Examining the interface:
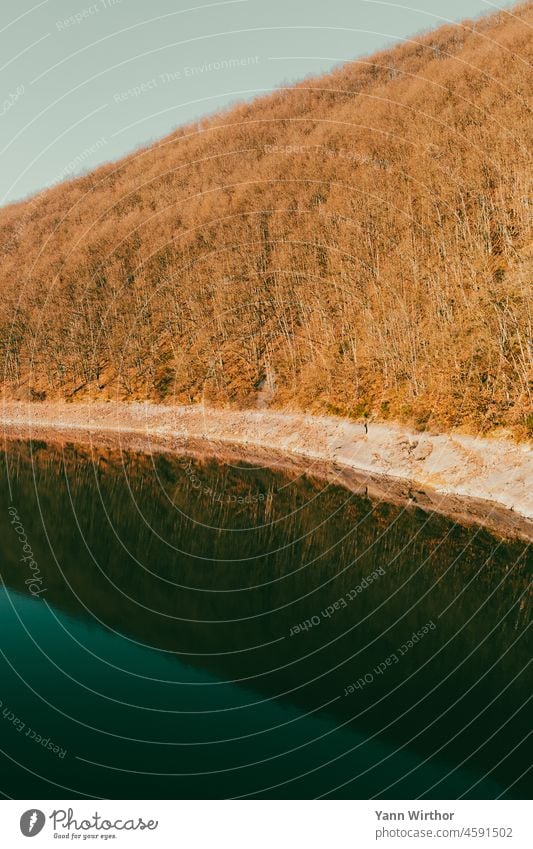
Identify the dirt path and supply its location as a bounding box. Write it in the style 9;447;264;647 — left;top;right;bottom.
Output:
1;400;532;539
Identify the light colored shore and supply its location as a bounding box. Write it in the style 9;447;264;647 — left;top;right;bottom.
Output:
1;401;532;540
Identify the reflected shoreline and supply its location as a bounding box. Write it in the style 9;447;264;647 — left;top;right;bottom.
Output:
2;414;532;542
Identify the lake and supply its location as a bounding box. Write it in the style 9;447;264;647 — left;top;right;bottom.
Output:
0;439;530;799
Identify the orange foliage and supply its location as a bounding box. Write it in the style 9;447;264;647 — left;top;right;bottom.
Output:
0;3;531;435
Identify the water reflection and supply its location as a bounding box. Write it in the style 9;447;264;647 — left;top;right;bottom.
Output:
0;439;530;799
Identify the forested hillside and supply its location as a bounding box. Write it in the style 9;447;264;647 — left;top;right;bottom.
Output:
1;3;531;436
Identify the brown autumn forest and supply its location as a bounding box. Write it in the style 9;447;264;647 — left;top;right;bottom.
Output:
0;3;531;437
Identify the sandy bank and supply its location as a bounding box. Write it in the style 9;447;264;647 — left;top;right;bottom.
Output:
1;401;532;540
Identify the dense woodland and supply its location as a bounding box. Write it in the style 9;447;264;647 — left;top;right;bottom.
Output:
0;3;531;436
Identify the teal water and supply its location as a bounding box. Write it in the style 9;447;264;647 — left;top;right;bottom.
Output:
0;439;530;799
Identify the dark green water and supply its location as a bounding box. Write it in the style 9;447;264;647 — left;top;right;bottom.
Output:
0;439;530;800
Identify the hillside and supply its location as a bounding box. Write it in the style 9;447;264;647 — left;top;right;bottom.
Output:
0;3;532;437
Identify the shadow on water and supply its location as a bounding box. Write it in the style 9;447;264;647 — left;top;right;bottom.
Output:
0;439;530;799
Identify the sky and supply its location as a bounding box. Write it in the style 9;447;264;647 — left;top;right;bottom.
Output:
0;0;517;205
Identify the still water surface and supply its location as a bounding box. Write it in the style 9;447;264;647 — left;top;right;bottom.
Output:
0;439;530;799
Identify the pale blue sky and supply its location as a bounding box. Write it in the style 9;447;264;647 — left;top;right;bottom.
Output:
0;0;515;204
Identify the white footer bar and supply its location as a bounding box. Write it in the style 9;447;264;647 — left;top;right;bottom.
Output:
1;799;530;848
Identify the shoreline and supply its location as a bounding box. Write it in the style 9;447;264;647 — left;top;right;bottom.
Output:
1;400;532;541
